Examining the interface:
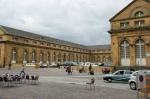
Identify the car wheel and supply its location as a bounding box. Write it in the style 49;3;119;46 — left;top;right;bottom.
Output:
107;78;112;82
130;82;136;90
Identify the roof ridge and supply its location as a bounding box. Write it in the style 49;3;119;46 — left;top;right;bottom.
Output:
0;25;87;48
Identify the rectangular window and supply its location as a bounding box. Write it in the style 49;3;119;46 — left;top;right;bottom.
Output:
40;42;44;45
33;41;37;44
59;45;61;48
47;43;50;46
0;37;2;41
24;39;29;43
120;22;129;29
53;44;56;47
135;20;145;27
12;37;19;41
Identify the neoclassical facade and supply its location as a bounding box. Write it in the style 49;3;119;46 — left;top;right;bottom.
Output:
109;0;150;67
0;25;111;68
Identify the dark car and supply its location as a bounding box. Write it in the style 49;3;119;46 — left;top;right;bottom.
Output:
103;70;133;82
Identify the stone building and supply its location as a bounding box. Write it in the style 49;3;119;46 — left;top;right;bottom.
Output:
0;25;111;68
109;0;150;68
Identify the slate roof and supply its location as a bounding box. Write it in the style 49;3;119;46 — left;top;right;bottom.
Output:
0;25;110;50
87;45;111;50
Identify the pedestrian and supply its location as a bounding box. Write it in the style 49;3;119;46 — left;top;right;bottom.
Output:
66;66;72;75
88;64;92;75
8;62;11;70
20;66;26;77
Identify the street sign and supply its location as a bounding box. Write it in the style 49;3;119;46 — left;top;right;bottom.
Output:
136;71;150;98
137;71;146;89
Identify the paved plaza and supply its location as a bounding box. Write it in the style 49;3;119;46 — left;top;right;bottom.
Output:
0;68;142;99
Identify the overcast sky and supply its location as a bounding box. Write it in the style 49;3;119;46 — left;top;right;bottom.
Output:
0;0;132;45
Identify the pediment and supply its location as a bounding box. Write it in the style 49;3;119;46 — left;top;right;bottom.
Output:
110;0;150;22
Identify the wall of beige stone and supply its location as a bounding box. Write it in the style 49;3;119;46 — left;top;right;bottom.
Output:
111;31;150;66
0;42;111;68
110;0;150;67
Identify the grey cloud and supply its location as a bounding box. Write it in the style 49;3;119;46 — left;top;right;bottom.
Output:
0;0;132;45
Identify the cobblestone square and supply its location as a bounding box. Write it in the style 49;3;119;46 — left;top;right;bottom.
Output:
0;68;138;99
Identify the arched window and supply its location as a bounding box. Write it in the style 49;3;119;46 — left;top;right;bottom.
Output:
47;52;50;63
108;56;111;63
53;52;56;62
68;54;71;61
76;54;79;62
102;56;106;63
135;11;144;17
120;40;130;59
11;48;17;63
58;53;61;62
39;52;44;63
72;54;75;62
23;50;28;63
136;39;145;59
135;39;146;65
63;53;66;62
79;55;81;62
97;56;100;62
32;50;36;63
86;56;88;62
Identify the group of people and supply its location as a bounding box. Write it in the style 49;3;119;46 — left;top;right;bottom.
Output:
66;64;95;75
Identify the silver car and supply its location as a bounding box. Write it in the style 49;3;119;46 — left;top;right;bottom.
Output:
103;70;133;82
128;70;150;90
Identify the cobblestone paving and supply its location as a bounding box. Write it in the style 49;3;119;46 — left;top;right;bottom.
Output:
0;68;144;99
0;82;137;99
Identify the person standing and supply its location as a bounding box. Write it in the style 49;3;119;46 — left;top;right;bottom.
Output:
88;64;92;74
8;62;11;70
20;66;26;77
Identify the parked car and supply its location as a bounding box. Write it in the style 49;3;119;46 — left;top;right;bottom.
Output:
63;61;77;66
128;70;150;90
49;63;58;68
40;63;48;68
103;70;133;82
25;63;36;67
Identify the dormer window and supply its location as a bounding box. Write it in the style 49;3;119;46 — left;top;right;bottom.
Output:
33;41;37;44
24;39;29;43
12;37;18;41
40;42;44;45
135;11;144;17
